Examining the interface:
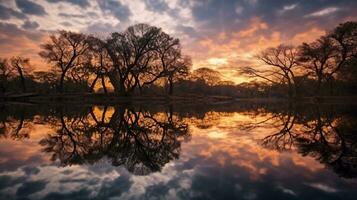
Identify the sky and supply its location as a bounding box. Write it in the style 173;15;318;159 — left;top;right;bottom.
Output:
0;0;356;83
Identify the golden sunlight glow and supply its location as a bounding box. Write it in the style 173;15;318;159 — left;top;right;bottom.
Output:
207;57;228;66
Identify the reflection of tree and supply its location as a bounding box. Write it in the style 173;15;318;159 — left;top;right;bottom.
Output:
39;106;190;175
261;109;297;151
255;105;357;178
0;107;30;140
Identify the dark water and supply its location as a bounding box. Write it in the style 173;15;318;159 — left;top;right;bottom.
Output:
0;102;356;200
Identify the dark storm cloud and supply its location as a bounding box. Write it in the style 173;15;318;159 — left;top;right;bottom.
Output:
145;0;169;13
47;0;90;7
15;0;47;16
0;4;26;20
22;20;39;29
97;0;131;21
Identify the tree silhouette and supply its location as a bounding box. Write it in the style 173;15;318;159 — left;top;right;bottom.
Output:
10;56;32;93
39;31;90;93
0;58;13;94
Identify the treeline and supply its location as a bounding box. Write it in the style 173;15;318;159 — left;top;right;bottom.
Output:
0;22;356;98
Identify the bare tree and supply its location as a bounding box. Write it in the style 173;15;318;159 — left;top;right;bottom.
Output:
10;56;32;93
0;58;14;94
255;45;299;98
39;31;90;93
87;36;110;93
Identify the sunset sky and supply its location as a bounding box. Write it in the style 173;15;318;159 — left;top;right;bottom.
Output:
1;0;356;83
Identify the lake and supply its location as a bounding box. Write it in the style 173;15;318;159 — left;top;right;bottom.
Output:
0;102;356;199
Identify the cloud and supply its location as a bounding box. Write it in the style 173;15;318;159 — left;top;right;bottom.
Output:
22;20;40;29
305;7;340;18
0;22;45;70
1;0;357;81
307;183;338;193
278;3;298;15
43;189;92;200
16;180;48;197
291;28;325;45
0;175;26;190
0;4;26;19
58;13;85;18
97;0;131;22
15;0;47;16
283;4;298;11
47;0;90;8
145;0;169;13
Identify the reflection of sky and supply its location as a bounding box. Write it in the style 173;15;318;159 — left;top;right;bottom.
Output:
1;112;357;199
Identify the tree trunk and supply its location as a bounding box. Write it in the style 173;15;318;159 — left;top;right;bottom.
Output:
89;75;99;93
168;78;173;96
119;79;128;96
287;78;293;99
101;76;107;94
18;68;26;93
316;76;322;97
59;72;66;93
108;72;121;94
328;77;334;96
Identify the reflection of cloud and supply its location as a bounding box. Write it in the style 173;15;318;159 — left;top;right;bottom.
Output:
16;180;48;197
307;183;338;193
47;0;90;8
0;110;357;199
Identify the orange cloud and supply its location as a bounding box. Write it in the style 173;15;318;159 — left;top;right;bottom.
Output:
291;27;325;45
237;17;268;38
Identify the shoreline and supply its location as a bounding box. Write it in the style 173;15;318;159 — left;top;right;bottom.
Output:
1;93;357;105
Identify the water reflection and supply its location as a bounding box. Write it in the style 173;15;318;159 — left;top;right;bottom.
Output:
0;103;357;199
256;105;357;178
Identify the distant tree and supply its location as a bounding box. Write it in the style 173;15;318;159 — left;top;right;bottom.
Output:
192;67;222;86
39;31;90;93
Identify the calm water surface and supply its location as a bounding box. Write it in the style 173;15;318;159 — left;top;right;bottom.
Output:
0;103;356;199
